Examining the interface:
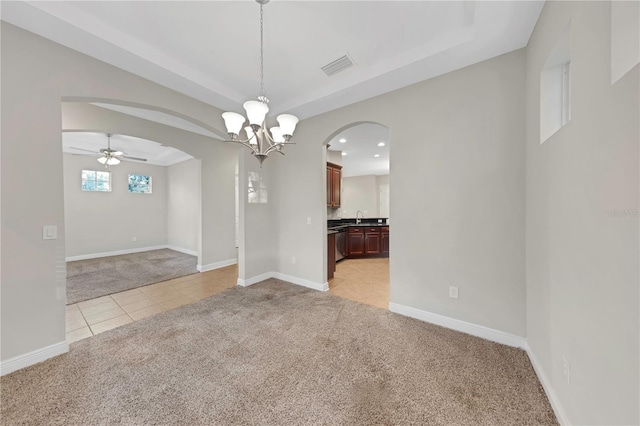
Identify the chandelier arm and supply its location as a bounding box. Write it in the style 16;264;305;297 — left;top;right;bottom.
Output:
260;127;277;147
224;139;260;156
263;143;286;156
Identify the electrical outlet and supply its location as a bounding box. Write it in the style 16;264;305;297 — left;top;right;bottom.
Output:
291;257;296;264
132;236;137;242
42;225;57;240
562;355;571;384
449;286;459;299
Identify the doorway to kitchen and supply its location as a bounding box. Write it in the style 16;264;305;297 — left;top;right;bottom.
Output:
325;122;390;310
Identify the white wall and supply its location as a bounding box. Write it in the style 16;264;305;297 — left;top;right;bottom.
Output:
525;2;639;424
274;49;527;336
341;175;378;219
63;154;168;258
0;22;235;363
237;150;276;283
326;150;343;166
167;159;200;255
341;174;389;219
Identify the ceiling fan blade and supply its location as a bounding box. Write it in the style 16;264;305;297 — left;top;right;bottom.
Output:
113;151;124;156
70;146;100;154
121;155;147;162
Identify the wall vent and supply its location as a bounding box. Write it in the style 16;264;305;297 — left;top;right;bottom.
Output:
321;54;355;77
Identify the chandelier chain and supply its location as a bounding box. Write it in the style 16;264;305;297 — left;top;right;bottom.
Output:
259;3;265;100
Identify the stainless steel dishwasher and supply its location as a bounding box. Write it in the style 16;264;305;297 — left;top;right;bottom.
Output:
335;227;346;261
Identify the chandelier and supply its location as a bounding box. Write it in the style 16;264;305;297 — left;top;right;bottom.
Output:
221;0;299;166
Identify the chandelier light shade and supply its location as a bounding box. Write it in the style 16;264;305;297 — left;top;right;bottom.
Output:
221;0;299;166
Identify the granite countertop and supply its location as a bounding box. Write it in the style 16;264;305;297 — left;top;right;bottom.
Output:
328;222;389;234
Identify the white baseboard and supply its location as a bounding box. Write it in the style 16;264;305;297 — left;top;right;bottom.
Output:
237;271;327;292
0;341;69;376
167;245;198;257
237;271;274;287
197;258;237;272
272;272;328;292
65;245;169;262
388;302;526;348
524;343;570;425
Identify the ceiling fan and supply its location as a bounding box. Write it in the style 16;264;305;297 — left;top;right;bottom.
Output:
70;133;147;167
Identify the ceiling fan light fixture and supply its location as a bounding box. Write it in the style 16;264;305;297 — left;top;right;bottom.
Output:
97;156;108;165
106;157;121;166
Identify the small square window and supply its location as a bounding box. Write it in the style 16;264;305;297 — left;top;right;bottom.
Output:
128;174;152;193
82;170;111;192
540;22;571;144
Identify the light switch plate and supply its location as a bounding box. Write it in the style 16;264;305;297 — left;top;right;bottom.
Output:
42;225;57;240
449;286;459;299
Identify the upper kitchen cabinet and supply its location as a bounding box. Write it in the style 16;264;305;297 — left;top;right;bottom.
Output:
327;162;342;208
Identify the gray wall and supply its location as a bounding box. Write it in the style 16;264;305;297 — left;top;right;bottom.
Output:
525;2;639;424
167;159;200;255
63;153;168;258
341;175;389;219
0;23;235;361
237;150;276;282
273;49;527;336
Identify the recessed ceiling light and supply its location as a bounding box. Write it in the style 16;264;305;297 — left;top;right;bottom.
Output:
378;142;385;147
374;154;380;158
342;152;347;156
339;138;347;143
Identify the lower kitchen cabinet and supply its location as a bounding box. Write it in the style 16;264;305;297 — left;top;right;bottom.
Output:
346;226;388;258
364;227;381;254
328;233;336;279
381;226;389;255
347;227;365;256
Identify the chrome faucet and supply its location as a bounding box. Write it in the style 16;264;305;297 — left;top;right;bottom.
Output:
356;210;365;224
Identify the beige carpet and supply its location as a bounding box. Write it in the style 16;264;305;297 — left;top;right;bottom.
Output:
1;279;557;425
66;249;198;304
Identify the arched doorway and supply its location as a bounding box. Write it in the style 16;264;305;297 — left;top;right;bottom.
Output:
323;122;391;309
60;101;239;342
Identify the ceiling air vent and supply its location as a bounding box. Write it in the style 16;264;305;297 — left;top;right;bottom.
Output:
321;53;355;77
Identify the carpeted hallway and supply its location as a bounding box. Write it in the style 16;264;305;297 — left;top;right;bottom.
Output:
1;280;557;425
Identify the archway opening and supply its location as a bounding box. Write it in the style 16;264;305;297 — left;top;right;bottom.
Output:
60;100;239;343
323;122;391;310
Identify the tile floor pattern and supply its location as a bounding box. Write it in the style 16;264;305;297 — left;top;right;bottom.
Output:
329;258;389;309
66;264;238;343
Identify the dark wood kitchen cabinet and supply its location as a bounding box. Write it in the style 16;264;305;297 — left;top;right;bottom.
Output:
346;226;389;258
381;226;389;256
346;226;364;256
326;162;342;208
364;227;381;255
328;233;336;279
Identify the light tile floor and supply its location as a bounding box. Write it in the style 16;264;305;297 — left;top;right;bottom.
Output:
66;264;238;343
329;258;390;309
